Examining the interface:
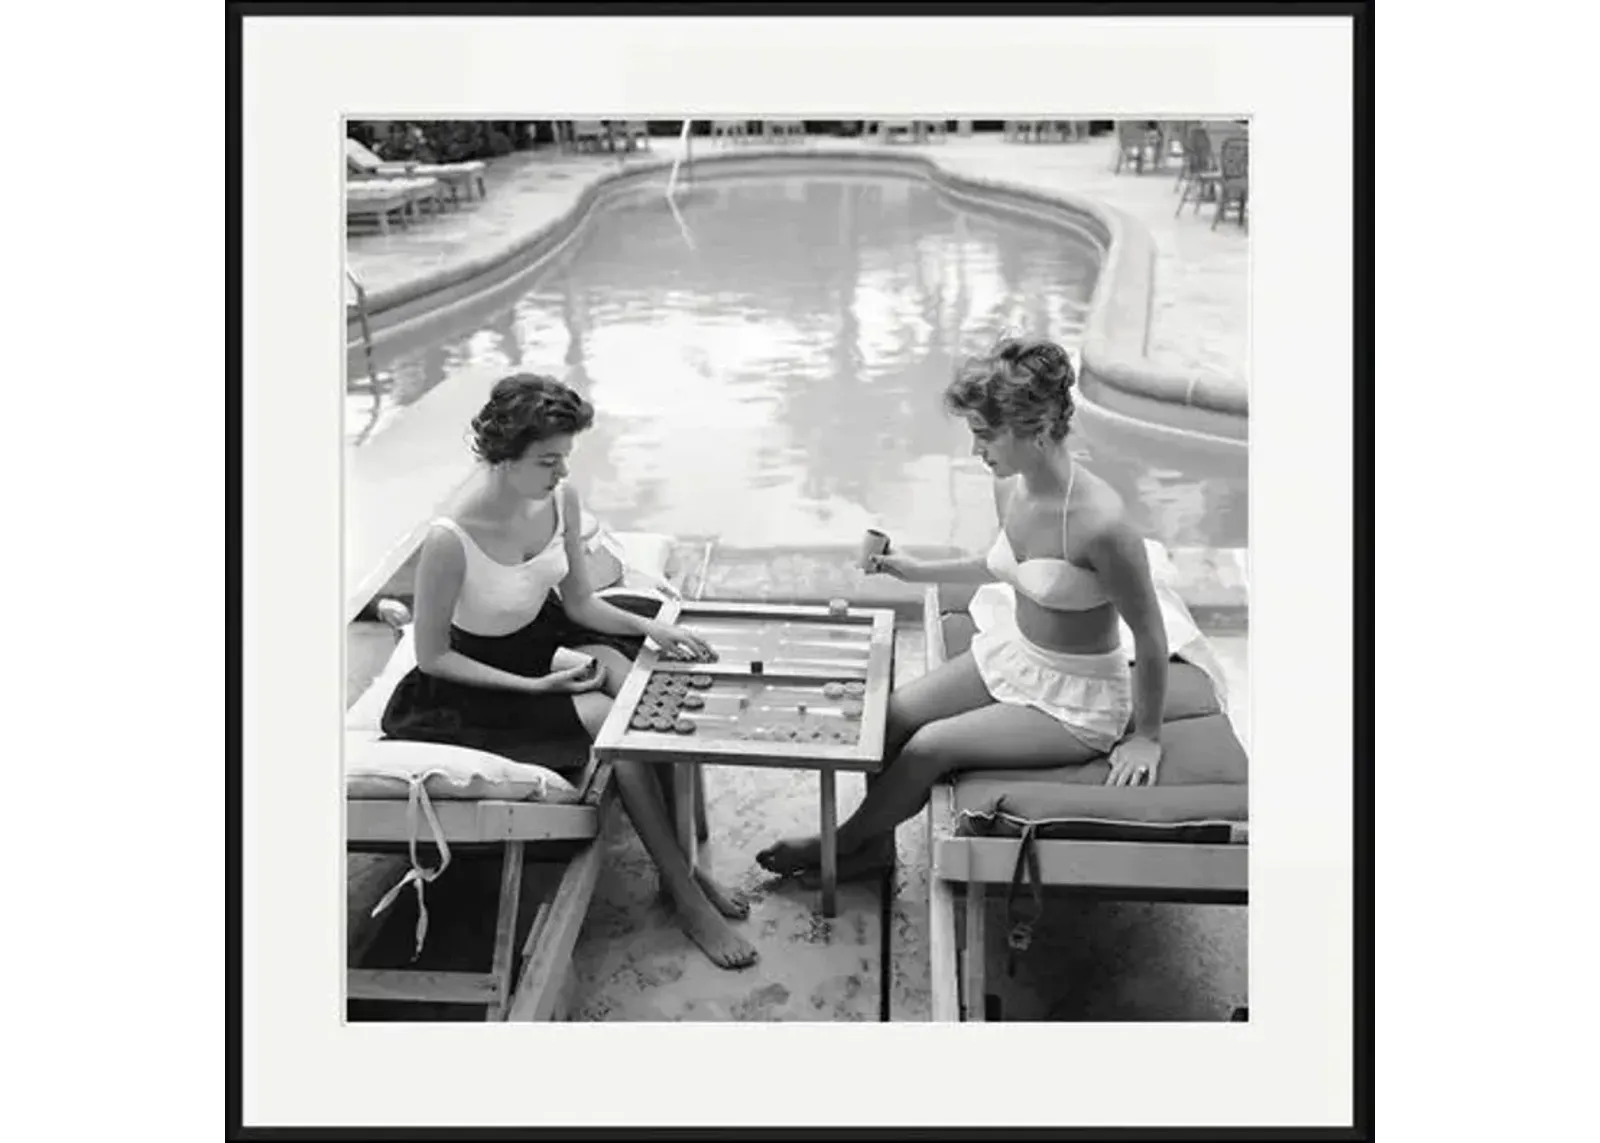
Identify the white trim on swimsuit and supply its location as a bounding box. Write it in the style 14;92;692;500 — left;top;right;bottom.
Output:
969;610;1133;753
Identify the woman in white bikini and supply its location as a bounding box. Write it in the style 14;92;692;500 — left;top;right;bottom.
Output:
758;338;1168;883
382;373;758;969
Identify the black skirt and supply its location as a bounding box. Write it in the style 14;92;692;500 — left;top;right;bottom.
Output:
379;595;655;771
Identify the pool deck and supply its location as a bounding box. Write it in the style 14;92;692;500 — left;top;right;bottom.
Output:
346;132;1248;386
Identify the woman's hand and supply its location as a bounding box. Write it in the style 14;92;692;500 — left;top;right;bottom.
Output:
529;661;608;695
646;621;718;663
863;553;922;582
1105;735;1162;787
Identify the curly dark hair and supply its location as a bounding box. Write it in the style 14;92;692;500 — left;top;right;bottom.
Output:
943;337;1077;442
468;373;595;464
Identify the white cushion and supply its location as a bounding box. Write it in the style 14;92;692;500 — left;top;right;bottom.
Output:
344;734;581;803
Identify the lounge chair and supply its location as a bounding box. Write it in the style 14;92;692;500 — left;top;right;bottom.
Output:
342;362;689;1020
922;565;1248;1022
346;137;489;202
345;177;444;235
345;526;686;1021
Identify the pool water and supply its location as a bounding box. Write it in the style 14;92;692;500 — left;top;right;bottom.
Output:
363;174;1246;549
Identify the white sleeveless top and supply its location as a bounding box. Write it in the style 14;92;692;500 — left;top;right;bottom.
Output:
430;487;569;636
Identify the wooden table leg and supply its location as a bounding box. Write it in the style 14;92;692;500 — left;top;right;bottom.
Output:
818;768;838;917
673;762;699;870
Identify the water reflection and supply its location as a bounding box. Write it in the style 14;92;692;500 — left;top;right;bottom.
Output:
365;175;1246;548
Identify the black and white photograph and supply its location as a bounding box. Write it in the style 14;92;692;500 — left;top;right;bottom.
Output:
342;115;1253;1026
234;8;1364;1133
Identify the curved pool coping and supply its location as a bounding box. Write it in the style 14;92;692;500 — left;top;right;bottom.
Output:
348;149;1247;444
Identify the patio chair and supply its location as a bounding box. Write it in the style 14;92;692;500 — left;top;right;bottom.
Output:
569;120;612;152
345;138;488;203
922;565;1248;1022
1174;125;1220;215
709;120;751;144
1211;136;1249;230
761;120;807;144
1027;121;1082;143
615;121;651;152
1112;120;1160;174
1148;120;1191;170
875;119;918;144
345;177;444;235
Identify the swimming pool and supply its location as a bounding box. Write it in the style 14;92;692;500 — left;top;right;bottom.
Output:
356;171;1247;550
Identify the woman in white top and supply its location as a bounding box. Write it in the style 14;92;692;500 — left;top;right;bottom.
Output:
382;373;757;969
759;339;1169;885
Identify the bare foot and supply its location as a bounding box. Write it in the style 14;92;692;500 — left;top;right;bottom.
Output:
695;867;750;919
755;835;821;876
661;868;750;919
797;840;896;890
675;904;759;969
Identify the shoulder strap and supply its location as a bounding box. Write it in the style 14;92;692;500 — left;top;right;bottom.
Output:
1059;463;1077;552
430;517;471;547
992;475;1017;527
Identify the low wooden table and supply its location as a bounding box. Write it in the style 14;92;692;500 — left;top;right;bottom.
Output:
594;599;896;916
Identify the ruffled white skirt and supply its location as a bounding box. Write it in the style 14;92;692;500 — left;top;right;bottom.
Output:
969;619;1133;753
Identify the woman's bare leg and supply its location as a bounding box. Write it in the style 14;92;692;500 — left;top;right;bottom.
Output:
571;645;755;968
756;651;993;876
831;702;1103;854
649;763;747;919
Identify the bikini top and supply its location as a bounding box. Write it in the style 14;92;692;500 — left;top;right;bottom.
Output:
983;469;1112;612
431;485;570;637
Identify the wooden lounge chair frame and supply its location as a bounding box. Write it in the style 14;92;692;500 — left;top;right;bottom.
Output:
920;584;1249;1022
346;743;615;1020
345;138;488;202
345;178;444;235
